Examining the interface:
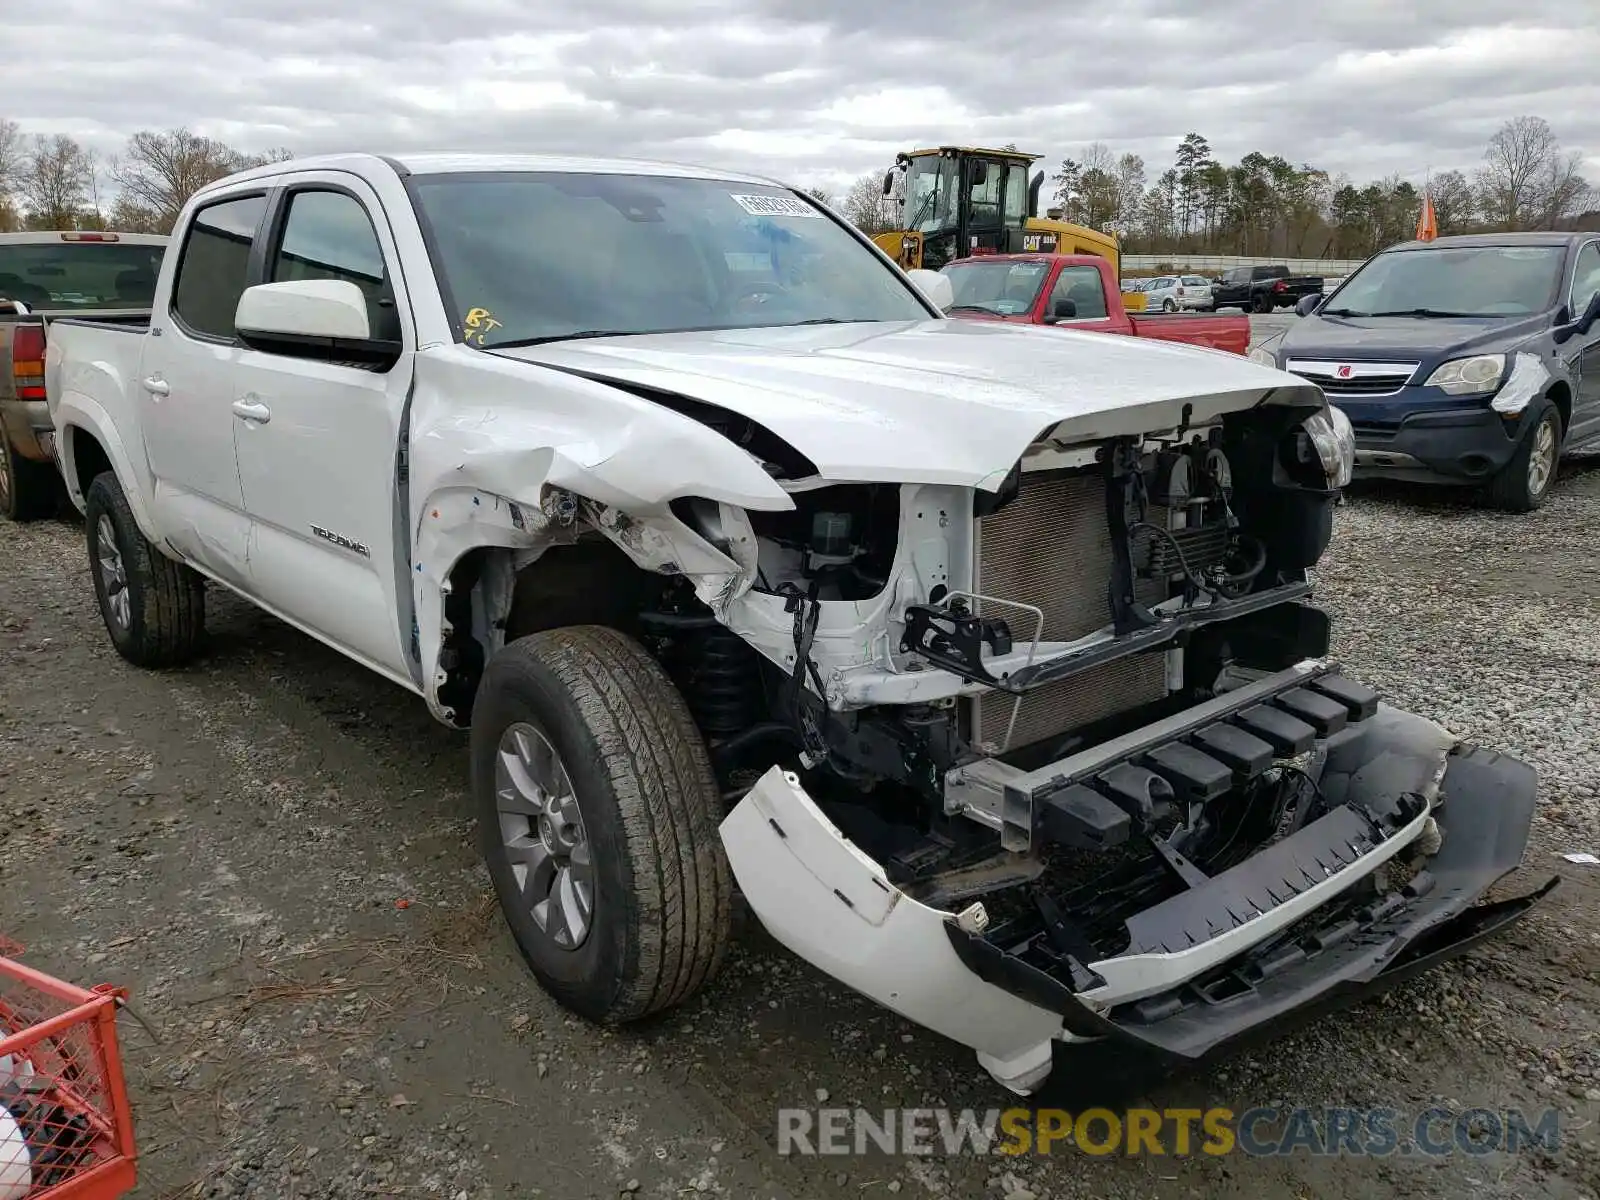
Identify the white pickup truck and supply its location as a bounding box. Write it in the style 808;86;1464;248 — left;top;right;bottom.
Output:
44;152;1553;1094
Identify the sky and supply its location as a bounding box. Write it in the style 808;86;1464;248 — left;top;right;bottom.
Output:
10;0;1600;197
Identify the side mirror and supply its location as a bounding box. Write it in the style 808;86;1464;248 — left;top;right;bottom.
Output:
882;168;896;198
1047;298;1077;322
235;279;400;367
1295;293;1322;317
1553;291;1600;345
966;160;989;187
905;268;954;312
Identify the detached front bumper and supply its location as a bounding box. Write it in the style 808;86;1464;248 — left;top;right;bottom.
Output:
719;664;1556;1094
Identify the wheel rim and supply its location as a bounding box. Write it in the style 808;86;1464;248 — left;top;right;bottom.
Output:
0;444;11;510
494;722;594;950
96;514;132;631
1527;417;1557;497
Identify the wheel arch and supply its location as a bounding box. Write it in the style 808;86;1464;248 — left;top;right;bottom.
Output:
54;393;162;542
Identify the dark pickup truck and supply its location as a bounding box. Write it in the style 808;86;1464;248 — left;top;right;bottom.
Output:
0;230;167;520
1253;232;1600;511
1212;264;1324;314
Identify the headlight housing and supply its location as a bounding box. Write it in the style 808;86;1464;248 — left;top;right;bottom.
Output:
1423;353;1505;396
1249;345;1279;368
1301;403;1355;489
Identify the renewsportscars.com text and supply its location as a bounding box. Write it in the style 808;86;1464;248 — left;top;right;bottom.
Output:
777;1106;1563;1158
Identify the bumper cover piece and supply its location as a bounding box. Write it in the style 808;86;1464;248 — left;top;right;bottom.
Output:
947;742;1555;1063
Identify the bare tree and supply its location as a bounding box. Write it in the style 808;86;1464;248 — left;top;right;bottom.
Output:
0;118;22;196
1536;150;1595;230
0;118;22;231
110;127;272;232
1476;116;1558;230
801;185;831;206
1427;169;1477;235
21;133;94;229
840;172;894;234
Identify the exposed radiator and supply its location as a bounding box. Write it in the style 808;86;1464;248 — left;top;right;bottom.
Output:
969;468;1169;751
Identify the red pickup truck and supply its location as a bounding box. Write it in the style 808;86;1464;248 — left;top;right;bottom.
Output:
940;252;1251;355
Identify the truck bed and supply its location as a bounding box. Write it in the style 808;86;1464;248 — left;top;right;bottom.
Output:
1126;311;1250;355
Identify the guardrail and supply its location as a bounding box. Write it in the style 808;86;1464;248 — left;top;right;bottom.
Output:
1123;254;1367;275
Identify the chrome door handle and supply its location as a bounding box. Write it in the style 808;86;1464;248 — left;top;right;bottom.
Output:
231;399;271;424
141;376;169;396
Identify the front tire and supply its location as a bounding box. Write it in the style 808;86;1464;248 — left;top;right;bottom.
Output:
471;625;732;1025
1487;401;1561;513
84;472;206;666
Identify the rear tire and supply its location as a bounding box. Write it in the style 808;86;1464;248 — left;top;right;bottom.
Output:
471;625;733;1025
1253;292;1273;314
1487;401;1561;513
84;472;206;666
0;431;59;522
1162;299;1177;312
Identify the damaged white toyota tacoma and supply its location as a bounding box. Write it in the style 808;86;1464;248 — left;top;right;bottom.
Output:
45;153;1556;1093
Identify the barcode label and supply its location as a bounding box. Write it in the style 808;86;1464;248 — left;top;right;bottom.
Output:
729;193;822;218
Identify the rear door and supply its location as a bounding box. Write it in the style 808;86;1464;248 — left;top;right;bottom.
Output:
229;173;417;680
136;191;270;584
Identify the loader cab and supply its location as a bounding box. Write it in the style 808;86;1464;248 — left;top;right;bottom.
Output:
874;147;1120;276
876;148;1035;271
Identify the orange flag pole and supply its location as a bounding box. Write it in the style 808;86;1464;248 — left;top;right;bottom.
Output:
1416;172;1437;241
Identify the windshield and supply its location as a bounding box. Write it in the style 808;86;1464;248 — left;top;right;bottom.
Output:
901;155;959;235
941;260;1049;314
408;172;931;347
1324;245;1566;317
0;241;166;310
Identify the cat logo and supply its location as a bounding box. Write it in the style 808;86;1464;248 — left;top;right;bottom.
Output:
310;524;371;558
1021;233;1057;253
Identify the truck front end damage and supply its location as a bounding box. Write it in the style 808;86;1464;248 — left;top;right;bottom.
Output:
409;330;1553;1093
679;400;1555;1094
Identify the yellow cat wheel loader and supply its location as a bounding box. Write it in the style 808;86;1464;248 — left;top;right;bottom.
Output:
872;146;1124;287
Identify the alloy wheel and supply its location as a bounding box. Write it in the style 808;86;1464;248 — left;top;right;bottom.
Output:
96;514;132;631
494;721;595;950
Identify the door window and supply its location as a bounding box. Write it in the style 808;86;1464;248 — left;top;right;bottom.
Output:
1050;265;1108;319
270;189;399;341
1571;242;1600;316
170;193;268;340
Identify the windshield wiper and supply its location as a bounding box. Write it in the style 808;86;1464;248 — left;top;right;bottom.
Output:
481;330;643;349
1366;308;1482;318
948;304;1002;314
1317;307;1368;317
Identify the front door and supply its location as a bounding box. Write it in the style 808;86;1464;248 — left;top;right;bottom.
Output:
1563;240;1600;449
229;176;416;682
137;190;269;584
1041;262;1115;331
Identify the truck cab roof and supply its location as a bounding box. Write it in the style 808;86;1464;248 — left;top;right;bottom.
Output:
197;151;790;198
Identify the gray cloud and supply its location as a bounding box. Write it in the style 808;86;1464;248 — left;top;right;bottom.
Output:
9;0;1598;195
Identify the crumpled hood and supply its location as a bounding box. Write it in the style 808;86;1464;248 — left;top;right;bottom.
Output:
494;318;1322;489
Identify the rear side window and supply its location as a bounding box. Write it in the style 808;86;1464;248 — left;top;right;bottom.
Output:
0;241;167;311
171;194;268;340
269;189;398;341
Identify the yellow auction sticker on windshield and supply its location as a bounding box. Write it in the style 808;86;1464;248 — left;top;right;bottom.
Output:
463;307;503;345
729;194;823;218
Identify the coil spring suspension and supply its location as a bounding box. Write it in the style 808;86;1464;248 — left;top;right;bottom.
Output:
683;626;762;738
640;612;763;738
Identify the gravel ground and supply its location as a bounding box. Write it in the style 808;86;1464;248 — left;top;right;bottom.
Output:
3;444;1599;1199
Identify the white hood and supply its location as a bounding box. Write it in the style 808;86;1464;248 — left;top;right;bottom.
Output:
495;318;1324;488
